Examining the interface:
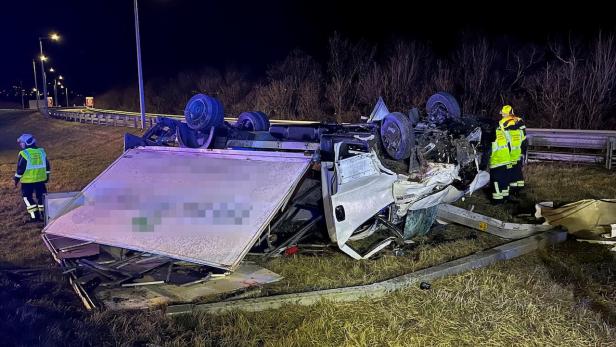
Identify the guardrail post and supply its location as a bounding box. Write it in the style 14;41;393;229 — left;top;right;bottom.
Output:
608;137;615;170
133;116;137;128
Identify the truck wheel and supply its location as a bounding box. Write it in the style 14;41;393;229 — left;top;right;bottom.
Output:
184;94;224;131
380;112;414;160
236;111;270;131
426;91;461;125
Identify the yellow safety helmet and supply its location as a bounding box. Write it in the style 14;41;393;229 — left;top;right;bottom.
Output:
500;105;513;116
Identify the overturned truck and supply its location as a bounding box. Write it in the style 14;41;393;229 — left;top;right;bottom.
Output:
42;92;492;309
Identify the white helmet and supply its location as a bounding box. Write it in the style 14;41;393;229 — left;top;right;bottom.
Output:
17;134;35;146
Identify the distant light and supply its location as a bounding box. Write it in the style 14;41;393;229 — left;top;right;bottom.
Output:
60;85;64;89
49;67;55;72
50;33;60;41
58;75;63;80
32;88;37;92
40;55;48;62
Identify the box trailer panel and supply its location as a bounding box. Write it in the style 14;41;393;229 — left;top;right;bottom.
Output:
43;147;312;271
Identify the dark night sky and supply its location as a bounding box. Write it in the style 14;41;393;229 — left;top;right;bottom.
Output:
1;1;614;97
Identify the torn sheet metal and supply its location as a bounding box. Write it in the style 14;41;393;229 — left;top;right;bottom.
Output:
43;234;100;259
393;163;458;216
321;148;397;259
43;147;311;271
44;191;82;224
366;96;390;123
98;263;282;310
535;199;616;238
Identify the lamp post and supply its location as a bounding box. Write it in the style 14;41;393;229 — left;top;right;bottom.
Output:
32;60;40;107
134;0;146;129
54;79;58;107
55;75;64;107
38;33;60;113
20;81;24;109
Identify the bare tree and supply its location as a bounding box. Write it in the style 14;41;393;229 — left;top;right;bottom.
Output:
580;32;616;128
326;32;375;122
254;49;323;120
524;33;616;129
382;41;430;110
453;38;503;116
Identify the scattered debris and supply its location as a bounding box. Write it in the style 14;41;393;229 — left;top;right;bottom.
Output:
535;199;616;239
419;281;431;290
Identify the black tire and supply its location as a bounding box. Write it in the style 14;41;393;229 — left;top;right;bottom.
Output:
380;112;414;160
184;94;224;131
236;111;270;131
426;91;461;125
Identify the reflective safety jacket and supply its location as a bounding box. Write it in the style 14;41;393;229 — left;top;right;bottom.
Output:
490;121;511;168
15;147;50;183
501;116;527;163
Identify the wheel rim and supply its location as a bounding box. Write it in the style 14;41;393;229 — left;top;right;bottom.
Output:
188;99;205;123
383;122;402;153
429;102;449;124
240;119;255;131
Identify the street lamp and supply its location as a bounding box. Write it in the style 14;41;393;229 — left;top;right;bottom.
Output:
38;32;60;113
49;67;55;73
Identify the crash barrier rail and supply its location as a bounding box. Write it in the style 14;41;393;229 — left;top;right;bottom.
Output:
525;128;616;170
47;107;616;169
47;107;317;126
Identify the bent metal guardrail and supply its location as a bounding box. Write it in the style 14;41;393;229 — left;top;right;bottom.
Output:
47;107;616;169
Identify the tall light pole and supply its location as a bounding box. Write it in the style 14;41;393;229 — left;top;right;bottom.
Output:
32;60;40;107
20;81;25;109
134;0;146;129
55;75;64;107
66;87;69;107
38;33;60;114
54;79;58;107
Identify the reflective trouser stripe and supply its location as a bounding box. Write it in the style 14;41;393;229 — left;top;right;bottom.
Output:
492;182;503;200
37;205;45;212
502;187;510;196
23;197;36;219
